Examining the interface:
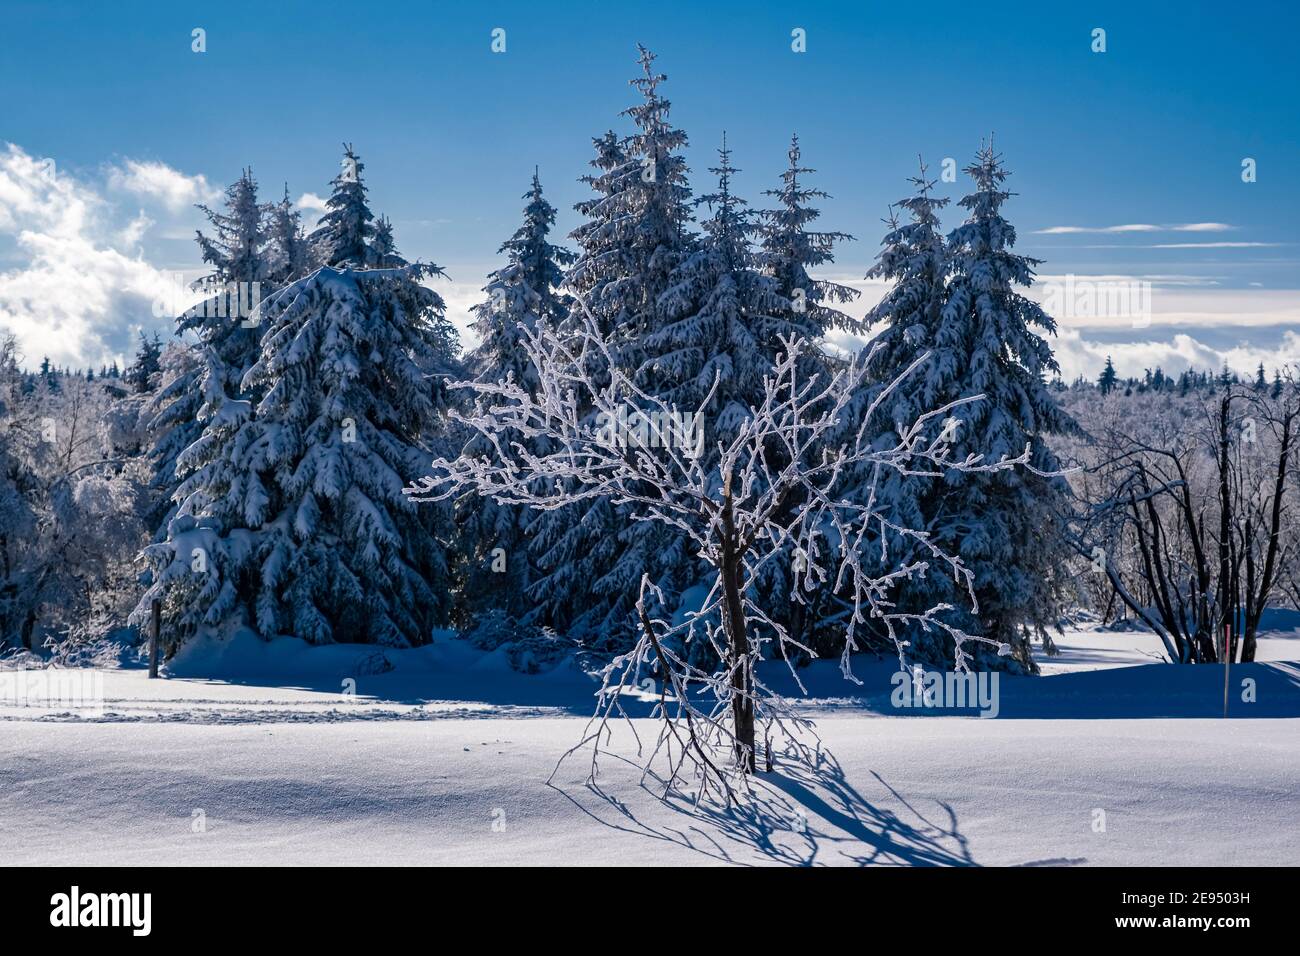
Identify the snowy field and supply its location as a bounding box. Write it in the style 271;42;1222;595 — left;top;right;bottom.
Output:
2;625;1298;867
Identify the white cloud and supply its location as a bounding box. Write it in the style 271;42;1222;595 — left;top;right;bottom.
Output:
1030;281;1297;332
1037;224;1161;234
822;272;1293;332
1035;222;1235;235
422;274;486;352
296;191;328;230
117;210;154;248
0;144;194;369
296;192;327;212
812;272;1300;381
1035;272;1222;288
107;158;219;213
1051;328;1300;382
1076;241;1284;250
1146;241;1280;249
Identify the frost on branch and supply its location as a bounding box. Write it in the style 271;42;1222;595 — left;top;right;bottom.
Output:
405;301;1030;800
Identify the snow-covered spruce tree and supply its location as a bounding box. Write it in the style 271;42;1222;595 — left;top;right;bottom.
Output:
1098;355;1118;395
143;169;275;535
522;131;626;636
456;171;574;623
653;136;786;426
678;134;859;658
370;215;409;270
136;147;459;649
860;160;950;418
902;143;1077;669
264;184;313;287
740;137;864;653
645;138;800;660
757;134;861;354
561;131;627;345
123;332;162;394
614;44;696;387
831;161;953;663
527;46;697;647
406;306;1026;794
309;144;384;269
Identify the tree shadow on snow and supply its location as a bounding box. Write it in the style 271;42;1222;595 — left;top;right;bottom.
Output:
550;748;978;867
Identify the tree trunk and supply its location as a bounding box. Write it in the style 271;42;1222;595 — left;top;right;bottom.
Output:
725;593;755;773
1101;584;1117;627
719;485;755;772
1242;623;1257;664
20;606;36;651
1242;406;1293;662
149;599;161;679
1216;395;1233;665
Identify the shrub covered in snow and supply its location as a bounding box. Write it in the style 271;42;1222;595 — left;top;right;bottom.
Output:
463;609;575;675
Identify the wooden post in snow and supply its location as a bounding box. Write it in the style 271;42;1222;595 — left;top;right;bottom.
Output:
1222;623;1230;719
149;599;161;679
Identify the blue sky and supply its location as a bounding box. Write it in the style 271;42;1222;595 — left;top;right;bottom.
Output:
1;0;1296;377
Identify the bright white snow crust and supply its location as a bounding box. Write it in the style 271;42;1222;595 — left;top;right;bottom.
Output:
3;625;1297;866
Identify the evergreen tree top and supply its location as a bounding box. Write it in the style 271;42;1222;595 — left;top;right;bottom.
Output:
623;45;677;143
566;47;695;353
696;134;756;272
947;140;1049;315
1098;355;1118;392
619;44;692;235
960;140;1013;203
765;135;835;223
498;170;575;301
194;167;267;286
950;138;1036;271
264;183;312;285
866;157;948;297
309;144;380;268
758;133;860;335
470;171;575;390
178;169;277;376
371;215;406;269
895;157;948;231
940;140;1078;436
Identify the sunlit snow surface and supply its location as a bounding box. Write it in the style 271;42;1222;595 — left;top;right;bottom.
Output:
3;624;1297;866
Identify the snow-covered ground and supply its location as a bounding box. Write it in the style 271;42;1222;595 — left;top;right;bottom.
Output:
3;625;1298;866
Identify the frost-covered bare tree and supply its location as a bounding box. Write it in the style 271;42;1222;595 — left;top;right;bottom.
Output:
406;303;1029;799
1064;376;1299;664
0;354;149;654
